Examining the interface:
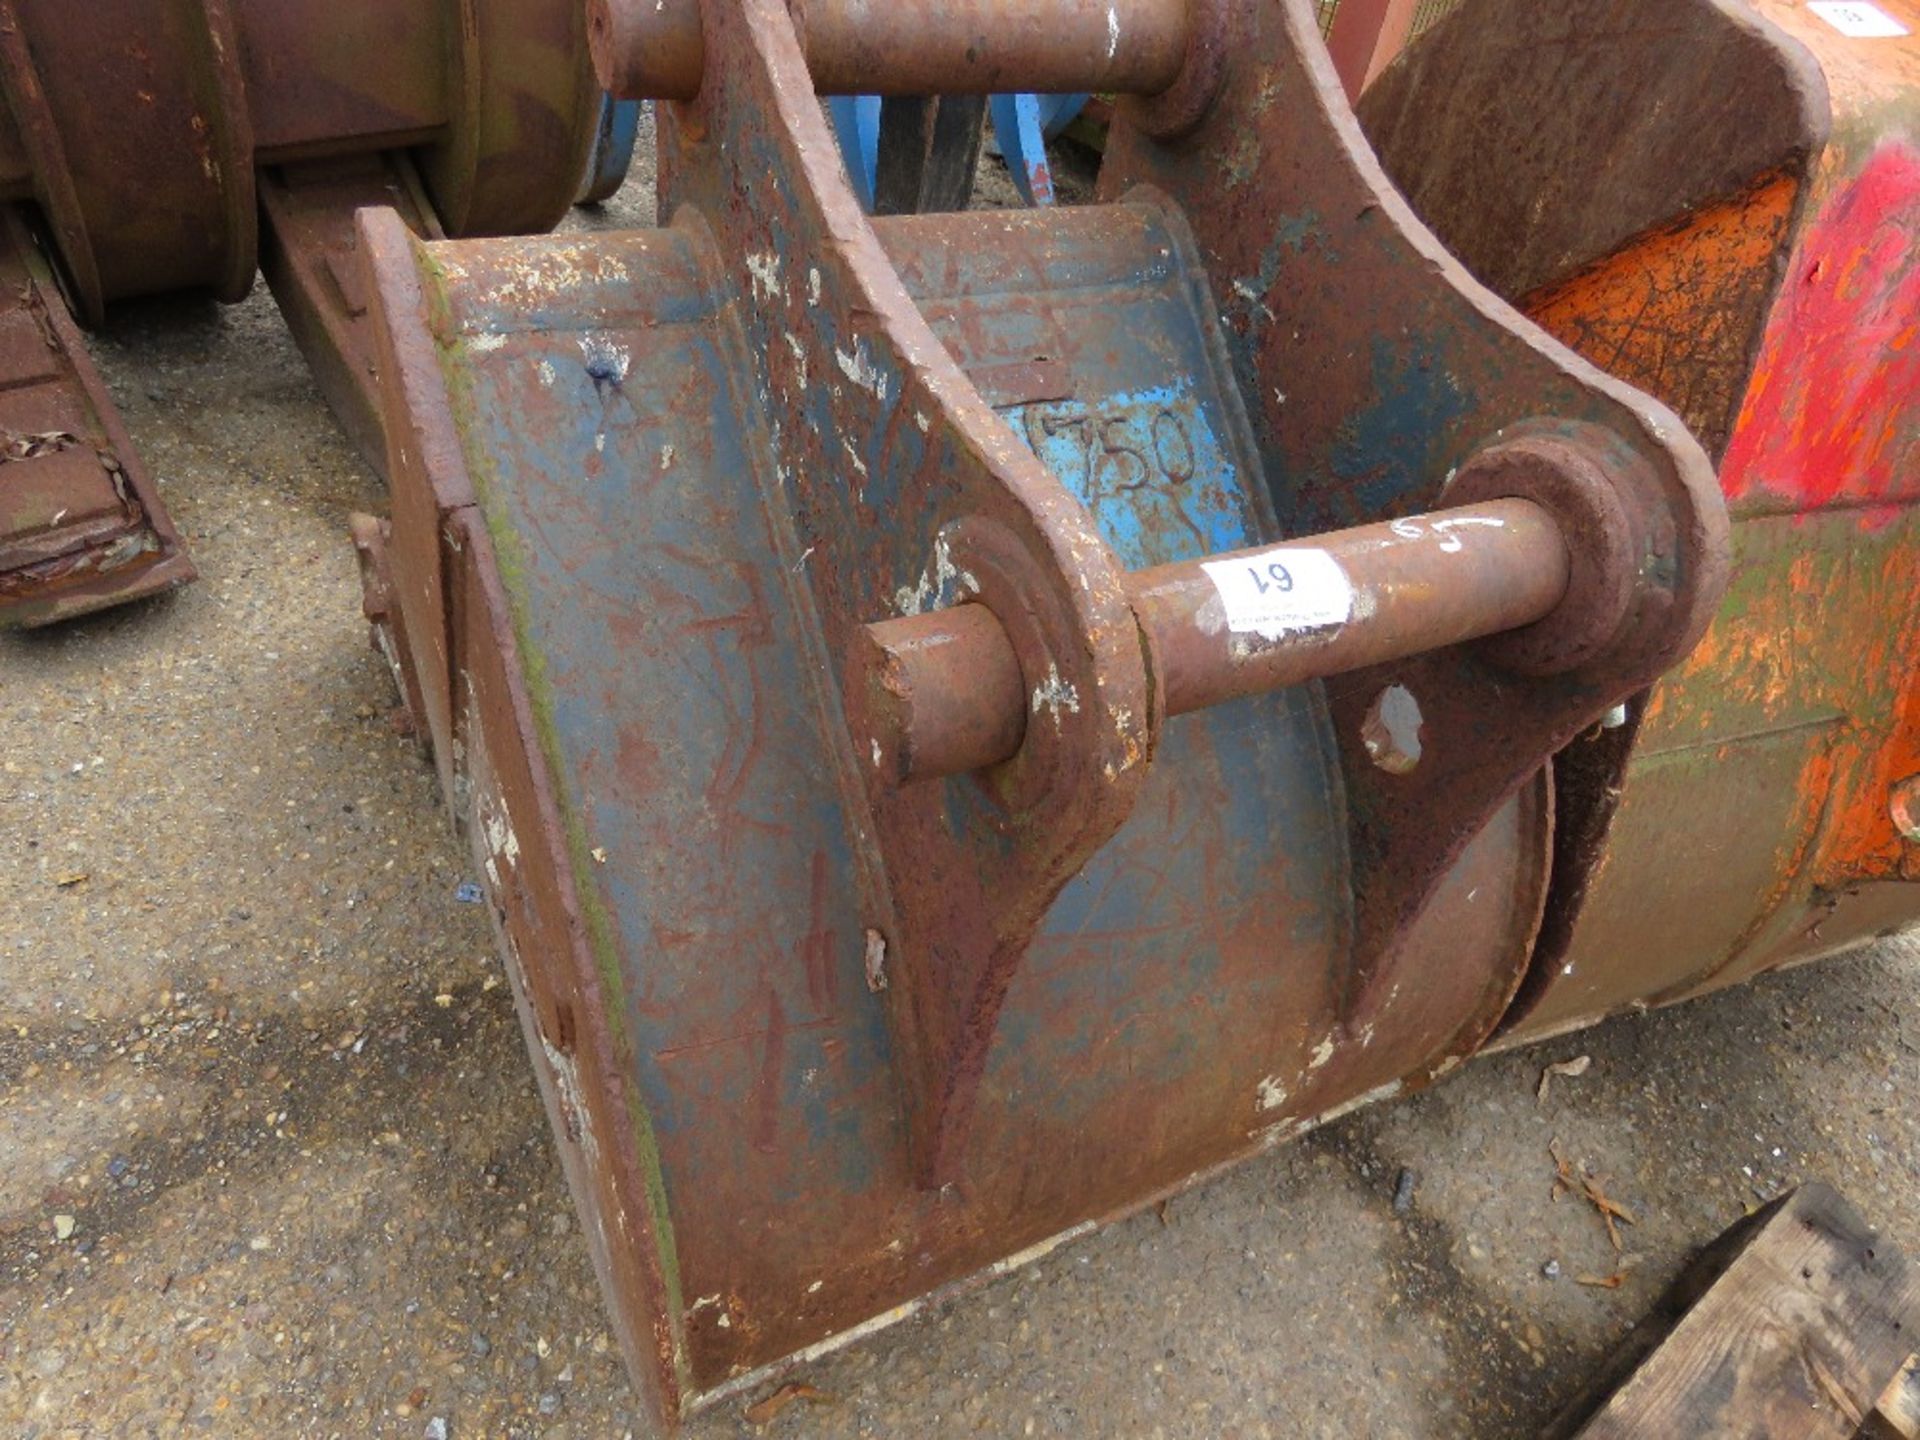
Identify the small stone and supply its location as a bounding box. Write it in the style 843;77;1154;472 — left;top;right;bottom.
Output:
1466;1235;1490;1263
107;1155;130;1179
52;1214;76;1241
469;1332;492;1358
1390;1167;1417;1215
537;1392;562;1416
1542;1258;1562;1280
424;1419;449;1440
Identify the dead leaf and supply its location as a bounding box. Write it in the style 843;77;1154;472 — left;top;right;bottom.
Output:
0;429;79;463
1549;1139;1639;1250
1550;1138;1578;1197
1584;1173;1638;1251
745;1381;831;1426
1575;1254;1646;1289
1536;1054;1592;1105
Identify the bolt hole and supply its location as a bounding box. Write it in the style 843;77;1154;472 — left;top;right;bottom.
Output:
1362;684;1424;775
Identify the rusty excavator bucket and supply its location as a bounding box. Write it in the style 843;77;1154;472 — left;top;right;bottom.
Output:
0;0;613;627
348;0;1910;1429
1360;0;1920;1036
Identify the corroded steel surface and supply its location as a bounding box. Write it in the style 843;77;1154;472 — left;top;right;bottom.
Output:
0;0;605;622
590;0;1194;99
1360;0;1920;1039
362;0;1728;1429
0;0;599;314
1361;0;1831;455
259;156;447;475
0;214;193;628
0;0;257;323
856;495;1576;780
1324;0;1421;100
1097;0;1726;1073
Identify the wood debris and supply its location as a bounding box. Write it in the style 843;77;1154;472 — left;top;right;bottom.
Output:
1537;1053;1593;1105
1551;1139;1638;1250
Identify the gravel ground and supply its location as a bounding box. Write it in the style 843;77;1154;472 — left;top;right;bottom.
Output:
3;137;1918;1440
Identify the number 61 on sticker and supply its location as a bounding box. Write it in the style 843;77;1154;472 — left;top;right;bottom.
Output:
1247;560;1294;595
1200;546;1355;640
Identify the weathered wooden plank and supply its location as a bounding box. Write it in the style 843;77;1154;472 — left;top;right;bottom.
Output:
1861;1356;1920;1440
1549;1184;1920;1439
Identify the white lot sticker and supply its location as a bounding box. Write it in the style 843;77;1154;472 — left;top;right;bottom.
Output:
1809;1;1909;36
1202;546;1354;640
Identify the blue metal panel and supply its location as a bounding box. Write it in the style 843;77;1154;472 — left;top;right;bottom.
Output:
578;95;644;206
827;95;883;210
987;92;1089;205
833;92;1090;210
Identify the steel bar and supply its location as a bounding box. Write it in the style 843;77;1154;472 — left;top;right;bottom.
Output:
588;0;1192;101
859;497;1570;783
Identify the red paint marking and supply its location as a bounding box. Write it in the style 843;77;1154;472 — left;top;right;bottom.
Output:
1028;159;1055;207
1721;143;1920;511
749;987;786;1154
615;722;663;795
797;849;837;1010
650;1013;834;1062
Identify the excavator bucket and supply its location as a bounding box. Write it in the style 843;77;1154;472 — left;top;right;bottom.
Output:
0;0;613;626
1360;0;1920;1038
350;0;1798;1428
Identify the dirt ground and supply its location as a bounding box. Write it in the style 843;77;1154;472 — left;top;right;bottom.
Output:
3;141;1919;1440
